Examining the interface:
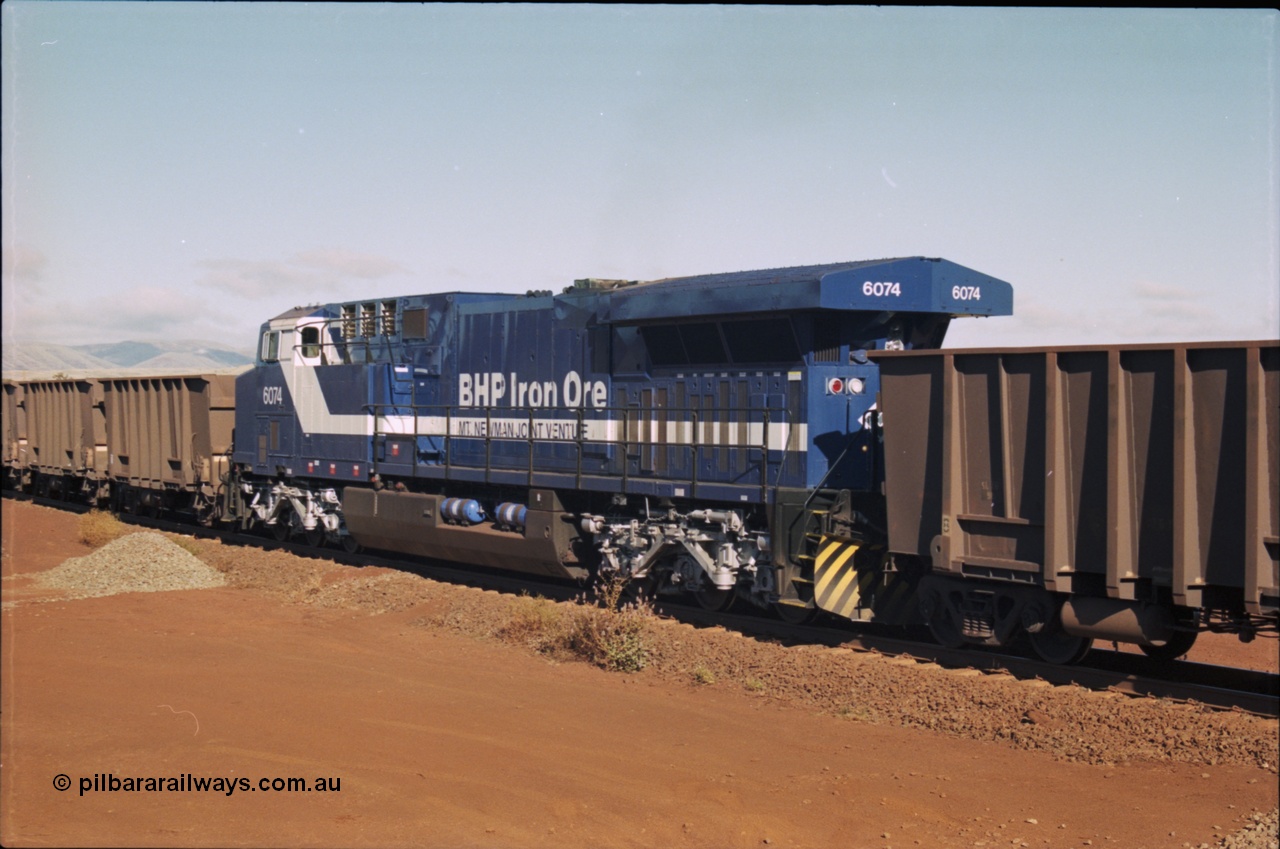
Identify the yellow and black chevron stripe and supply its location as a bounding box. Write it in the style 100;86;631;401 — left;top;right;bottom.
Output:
813;536;916;624
814;536;867;619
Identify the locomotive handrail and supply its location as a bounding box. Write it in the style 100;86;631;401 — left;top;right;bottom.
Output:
690;410;699;500
284;318;398;366
785;435;856;565
526;406;535;487
444;405;452;481
760;409;770;503
363;400;792;500
483;405;492;484
574;407;584;490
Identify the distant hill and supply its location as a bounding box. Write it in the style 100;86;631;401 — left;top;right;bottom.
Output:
72;341;254;369
126;351;251;372
2;339;253;379
1;342;116;374
72;341;170;368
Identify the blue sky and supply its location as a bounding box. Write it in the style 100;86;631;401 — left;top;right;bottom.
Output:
3;4;1277;351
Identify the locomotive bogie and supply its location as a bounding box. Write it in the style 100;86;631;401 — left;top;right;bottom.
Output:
589;504;772;606
231;476;345;545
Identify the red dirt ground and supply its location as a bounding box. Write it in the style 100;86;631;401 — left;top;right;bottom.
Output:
2;499;1277;848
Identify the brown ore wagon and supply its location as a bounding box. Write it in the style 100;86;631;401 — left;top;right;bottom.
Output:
19;378;108;501
101;373;238;522
875;340;1279;662
2;380;28;488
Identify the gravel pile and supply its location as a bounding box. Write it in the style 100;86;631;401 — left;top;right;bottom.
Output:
33;532;226;600
1213;808;1279;849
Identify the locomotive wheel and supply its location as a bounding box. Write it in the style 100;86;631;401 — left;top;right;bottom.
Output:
340;535;362;554
271;520;290;542
1138;629;1198;662
772;601;818;625
304;527;326;548
194;498;218;528
693;587;735;612
1027;627;1093;665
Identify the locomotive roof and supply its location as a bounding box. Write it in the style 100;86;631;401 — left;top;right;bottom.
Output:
598;256;1013;323
265;257;1012;326
639;257;916;288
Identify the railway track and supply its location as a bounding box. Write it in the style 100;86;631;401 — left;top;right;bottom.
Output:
660;605;1280;719
11;491;1280;719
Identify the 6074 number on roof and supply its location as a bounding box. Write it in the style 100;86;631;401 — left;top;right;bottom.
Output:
862;281;901;297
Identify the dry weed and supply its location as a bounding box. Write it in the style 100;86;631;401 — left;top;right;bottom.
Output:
563;574;654;673
77;511;128;548
167;534;205;558
491;576;655;673
498;594;568;652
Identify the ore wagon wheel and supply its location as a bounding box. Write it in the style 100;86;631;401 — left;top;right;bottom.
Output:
925;605;966;650
1026;626;1093;665
340;534;361;554
1138;629;1198;663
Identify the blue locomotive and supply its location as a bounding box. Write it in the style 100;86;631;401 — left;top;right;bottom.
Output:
224;257;1012;619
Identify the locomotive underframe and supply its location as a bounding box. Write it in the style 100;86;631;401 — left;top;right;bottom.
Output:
220;464;791;608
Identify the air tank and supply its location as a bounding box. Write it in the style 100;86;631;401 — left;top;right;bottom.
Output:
441;497;486;525
495;502;528;531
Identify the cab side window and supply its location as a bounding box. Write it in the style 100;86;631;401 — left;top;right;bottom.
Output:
300;326;321;359
261;331;280;362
